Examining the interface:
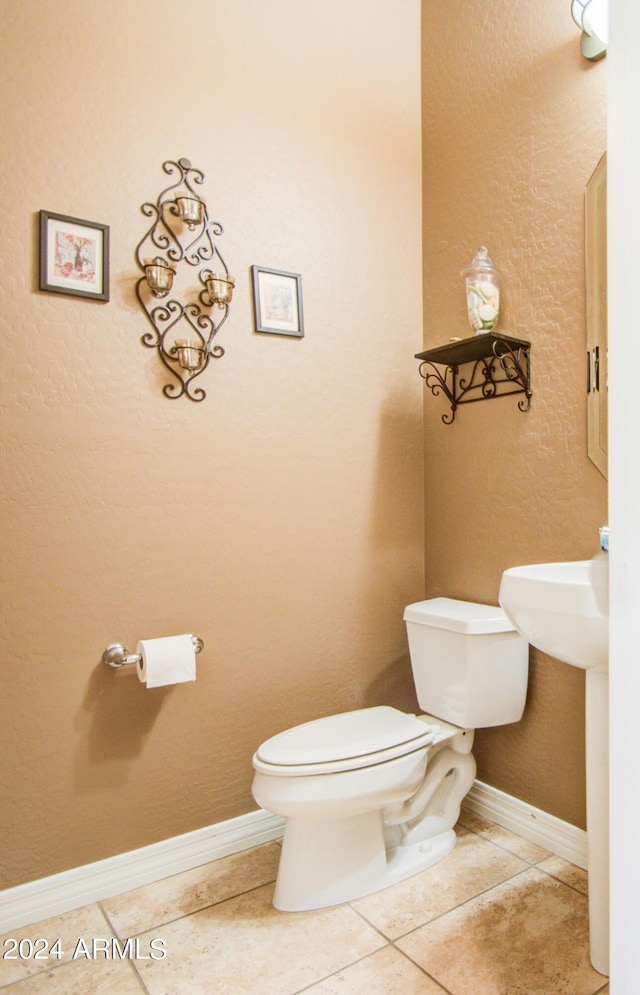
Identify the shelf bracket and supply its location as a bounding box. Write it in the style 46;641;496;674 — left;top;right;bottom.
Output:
415;334;532;425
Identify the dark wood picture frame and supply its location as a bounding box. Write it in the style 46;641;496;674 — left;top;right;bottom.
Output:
39;210;110;301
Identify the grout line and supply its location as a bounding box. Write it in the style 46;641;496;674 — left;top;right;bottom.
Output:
125;956;151;995
290;947;389;995
455;831;531;864
456;820;551;865
348;899;456;994
290;937;455;995
373;864;536;943
99;842;281;939
99;900;153;992
347;901;395;941
459;819;590;899
388;942;456;995
534;862;589;898
0;903;120;991
96;901;117;936
126;879;278;938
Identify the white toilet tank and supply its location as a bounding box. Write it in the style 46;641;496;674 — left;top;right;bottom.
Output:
403;597;528;728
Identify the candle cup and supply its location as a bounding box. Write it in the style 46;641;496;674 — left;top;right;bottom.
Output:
205;273;235;307
174;339;205;372
143;257;176;298
176;195;205;231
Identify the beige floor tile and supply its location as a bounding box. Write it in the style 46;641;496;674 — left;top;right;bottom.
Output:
103;841;281;936
0;905;113;986
352;827;527;940
458;808;552;864
538;854;589;895
397;866;606;995
0;957;145;994
303;945;448;993
134;882;386;995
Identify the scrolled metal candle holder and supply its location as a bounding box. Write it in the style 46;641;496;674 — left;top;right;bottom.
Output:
135;157;233;402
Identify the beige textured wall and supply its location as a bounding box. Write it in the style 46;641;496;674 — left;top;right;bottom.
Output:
0;0;424;888
422;0;607;828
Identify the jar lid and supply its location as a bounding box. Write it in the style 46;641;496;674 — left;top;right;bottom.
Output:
461;246;500;277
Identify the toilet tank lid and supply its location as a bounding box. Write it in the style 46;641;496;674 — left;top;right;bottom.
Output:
255;706;433;766
403;597;515;634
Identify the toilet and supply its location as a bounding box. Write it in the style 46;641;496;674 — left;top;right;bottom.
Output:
252;597;528;912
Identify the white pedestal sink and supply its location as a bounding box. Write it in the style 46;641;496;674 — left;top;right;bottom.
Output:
499;556;609;977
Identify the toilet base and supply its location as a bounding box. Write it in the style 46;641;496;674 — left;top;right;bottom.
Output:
273;808;456;912
388;827;456;882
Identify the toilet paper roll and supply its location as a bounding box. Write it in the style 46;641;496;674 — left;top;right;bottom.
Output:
136;634;196;688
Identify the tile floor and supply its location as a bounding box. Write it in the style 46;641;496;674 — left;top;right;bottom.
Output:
0;809;610;995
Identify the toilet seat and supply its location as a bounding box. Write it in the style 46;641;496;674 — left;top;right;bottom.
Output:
253;706;435;777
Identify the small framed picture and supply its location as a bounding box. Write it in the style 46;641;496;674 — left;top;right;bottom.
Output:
251;265;303;338
39;210;110;301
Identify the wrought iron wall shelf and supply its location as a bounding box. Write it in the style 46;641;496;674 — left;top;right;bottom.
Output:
415;333;531;424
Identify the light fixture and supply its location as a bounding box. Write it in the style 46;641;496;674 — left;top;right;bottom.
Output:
135;158;235;402
571;0;608;61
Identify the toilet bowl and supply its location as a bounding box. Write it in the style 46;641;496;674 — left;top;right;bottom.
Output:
252;598;529;912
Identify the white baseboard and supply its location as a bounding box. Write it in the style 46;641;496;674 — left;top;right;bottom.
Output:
0;781;587;935
0;809;284;935
463;780;588;870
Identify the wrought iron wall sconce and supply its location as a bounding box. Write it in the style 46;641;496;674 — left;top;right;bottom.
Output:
135;157;235;401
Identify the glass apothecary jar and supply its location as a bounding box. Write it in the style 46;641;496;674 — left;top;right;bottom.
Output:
461;246;501;334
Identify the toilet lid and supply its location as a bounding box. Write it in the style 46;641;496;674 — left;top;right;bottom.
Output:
255;706;434;768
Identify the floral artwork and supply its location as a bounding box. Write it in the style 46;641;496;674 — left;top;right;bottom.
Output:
39;211;109;301
54;230;97;284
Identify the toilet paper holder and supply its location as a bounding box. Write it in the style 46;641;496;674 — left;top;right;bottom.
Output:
102;634;204;669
